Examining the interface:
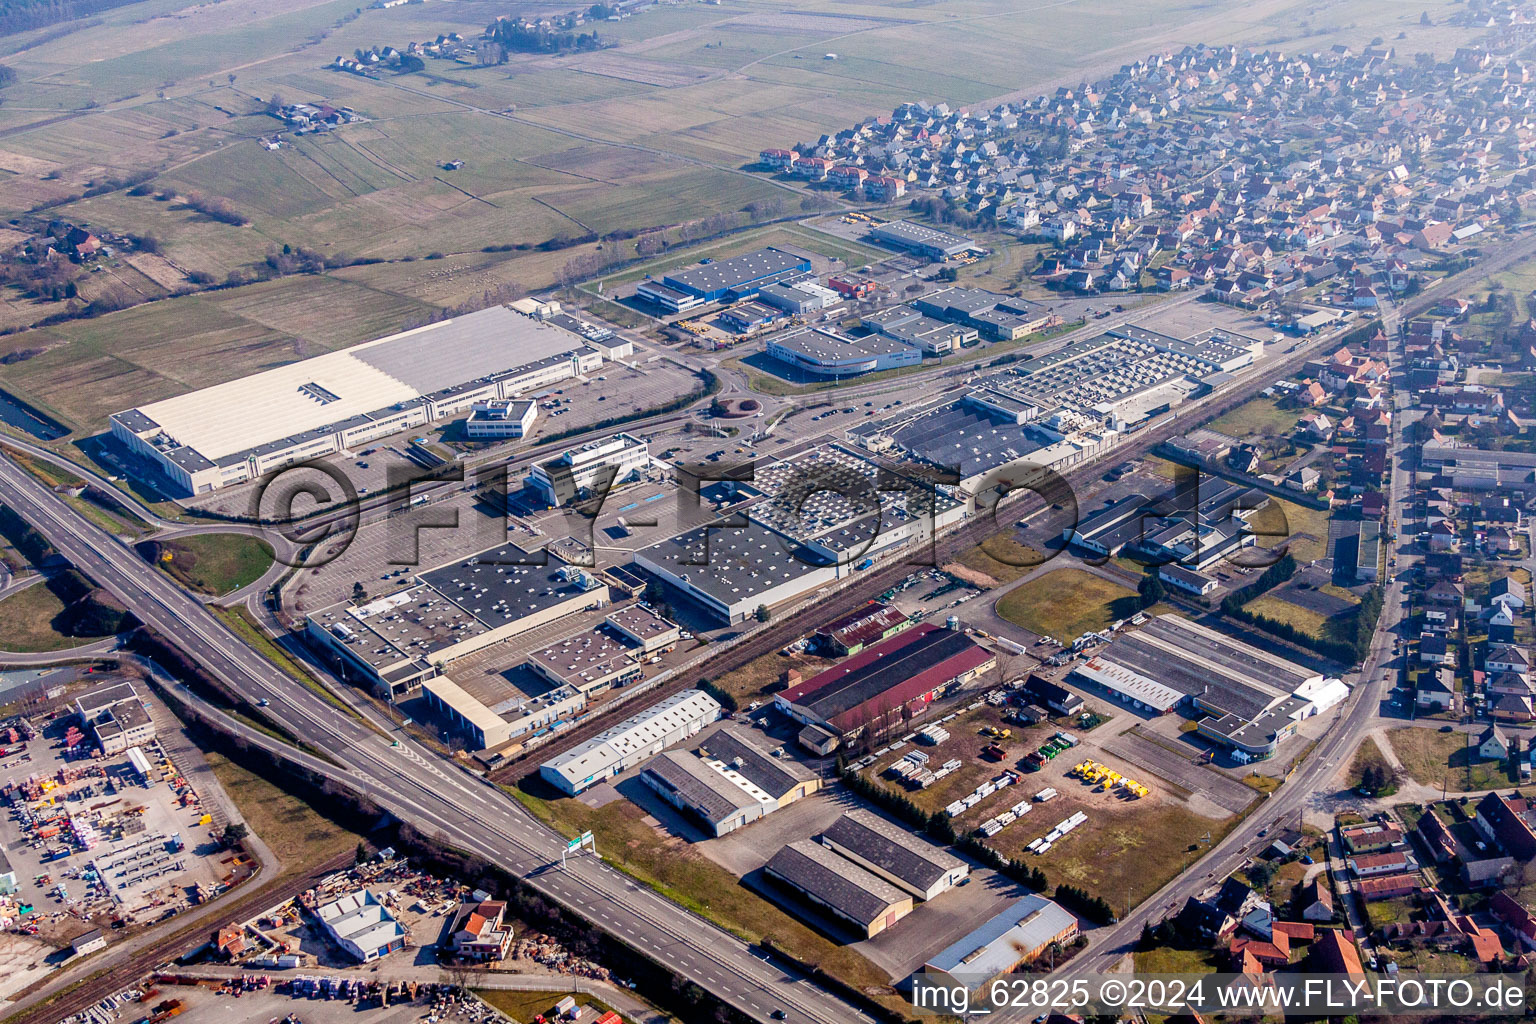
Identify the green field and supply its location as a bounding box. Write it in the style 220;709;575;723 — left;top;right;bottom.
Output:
1207;396;1305;442
996;568;1139;641
510;781;910;1018
954;534;1045;585
1387;727;1514;792
203;748;366;880
0;581;80;652
1246;498;1332;564
147;533;275;596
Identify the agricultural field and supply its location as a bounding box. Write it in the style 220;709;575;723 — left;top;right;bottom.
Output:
0;0;1483;432
0;0;1473;282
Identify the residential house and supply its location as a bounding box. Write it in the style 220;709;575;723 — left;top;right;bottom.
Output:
1478;723;1511;761
1474;793;1536;861
1416;668;1456;711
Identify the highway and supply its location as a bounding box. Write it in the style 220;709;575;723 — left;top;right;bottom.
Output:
0;452;872;1024
12;228;1535;1023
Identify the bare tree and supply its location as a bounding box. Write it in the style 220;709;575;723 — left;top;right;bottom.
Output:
995;649;1019;689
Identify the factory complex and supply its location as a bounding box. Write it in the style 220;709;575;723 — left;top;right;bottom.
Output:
1071;616;1348;759
634;444;966;623
850;322;1262;495
636;247;814;313
305;542;611;698
110;305;617;495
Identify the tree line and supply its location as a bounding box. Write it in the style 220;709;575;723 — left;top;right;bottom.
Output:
0;0;135;37
837;761;1116;925
1221;551;1385;664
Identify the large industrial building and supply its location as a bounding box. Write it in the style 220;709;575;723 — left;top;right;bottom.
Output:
540;689;722;795
633;445;966;624
635;248;813;312
1072;616;1348;759
765;327;923;379
776;624;995;740
861;305;976;355
641;725;820;836
764;839;913;939
110;306;606;495
850;321;1260;496
305;542;610;698
912;288;1056;341
868;220;978;261
526;432;651;507
635;517;841;624
1064;478;1268;570
921;894;1080;987
818;809;968;900
1420;440;1536;493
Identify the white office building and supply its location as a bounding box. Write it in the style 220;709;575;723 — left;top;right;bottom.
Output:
526;432;650;507
465;399;538;439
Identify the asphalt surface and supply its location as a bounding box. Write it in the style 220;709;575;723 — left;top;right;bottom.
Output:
0;453;872;1024
1050;283;1442;992
11;230;1534;1024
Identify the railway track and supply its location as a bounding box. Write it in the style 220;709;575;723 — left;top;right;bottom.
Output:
5;851;356;1024
490;308;1364;784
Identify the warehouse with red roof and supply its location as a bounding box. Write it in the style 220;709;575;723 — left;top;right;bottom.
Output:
775;624;995;740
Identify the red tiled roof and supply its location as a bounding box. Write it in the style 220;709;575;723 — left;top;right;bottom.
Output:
1311;929;1364;976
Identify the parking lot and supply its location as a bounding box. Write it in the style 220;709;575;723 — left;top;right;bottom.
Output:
1136;299;1276;341
581;711;1035;982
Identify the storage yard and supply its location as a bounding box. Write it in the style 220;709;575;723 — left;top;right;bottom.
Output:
1;686;245;926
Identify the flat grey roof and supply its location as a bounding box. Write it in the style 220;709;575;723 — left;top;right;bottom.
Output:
770;328;916;363
891;402;1043;479
871;220;976;254
421;544;598;622
636;517;833;605
354;308;583;394
663;248;810;296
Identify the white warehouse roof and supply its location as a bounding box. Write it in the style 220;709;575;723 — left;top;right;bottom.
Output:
120;305;584;462
542;689;721;791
